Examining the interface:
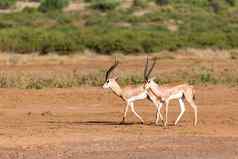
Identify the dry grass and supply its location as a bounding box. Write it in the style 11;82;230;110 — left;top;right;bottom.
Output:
176;49;238;59
0;50;237;89
0;49;237;65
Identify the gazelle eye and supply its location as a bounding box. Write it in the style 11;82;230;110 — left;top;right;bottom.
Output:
107;80;109;83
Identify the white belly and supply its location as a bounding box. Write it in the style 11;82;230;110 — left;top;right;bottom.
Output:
168;92;183;100
128;92;147;103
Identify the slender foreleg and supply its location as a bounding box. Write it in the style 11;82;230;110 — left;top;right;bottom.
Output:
164;100;169;127
130;102;144;124
126;93;147;124
156;102;164;125
174;98;186;125
149;95;160;124
121;103;129;124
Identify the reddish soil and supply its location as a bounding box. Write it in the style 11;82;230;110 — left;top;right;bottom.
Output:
0;55;237;158
0;86;237;158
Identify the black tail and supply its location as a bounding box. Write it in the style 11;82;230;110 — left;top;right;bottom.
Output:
182;93;195;101
182;93;185;100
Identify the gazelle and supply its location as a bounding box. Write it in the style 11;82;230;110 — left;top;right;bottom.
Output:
103;57;163;124
143;57;198;126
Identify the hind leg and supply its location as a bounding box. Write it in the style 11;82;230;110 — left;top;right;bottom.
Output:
186;98;198;126
121;103;130;124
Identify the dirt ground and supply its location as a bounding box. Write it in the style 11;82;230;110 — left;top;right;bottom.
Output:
0;54;237;158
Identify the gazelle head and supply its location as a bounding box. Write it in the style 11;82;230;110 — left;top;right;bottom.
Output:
103;57;119;89
143;56;157;90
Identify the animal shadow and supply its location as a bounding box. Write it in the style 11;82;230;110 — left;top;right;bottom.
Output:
45;120;152;126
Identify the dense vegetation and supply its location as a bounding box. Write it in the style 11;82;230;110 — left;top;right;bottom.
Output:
0;0;237;54
0;0;16;9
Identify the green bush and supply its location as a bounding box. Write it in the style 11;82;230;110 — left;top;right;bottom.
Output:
83;28;161;54
0;0;16;9
171;0;208;7
209;0;221;13
0;27;84;54
0;0;238;55
39;0;71;12
225;0;236;6
155;0;169;6
90;0;120;11
133;0;149;8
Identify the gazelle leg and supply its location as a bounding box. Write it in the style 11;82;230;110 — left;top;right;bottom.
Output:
155;109;159;125
152;101;159;124
175;98;186;126
187;99;198;126
151;98;160;124
130;103;144;124
164;100;169;127
121;103;129;123
154;109;159;124
156;102;164;125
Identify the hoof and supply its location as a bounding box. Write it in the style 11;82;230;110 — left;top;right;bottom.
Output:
119;122;125;125
119;119;125;125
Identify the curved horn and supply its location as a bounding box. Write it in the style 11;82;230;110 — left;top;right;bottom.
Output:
144;56;149;80
105;57;119;81
146;57;157;79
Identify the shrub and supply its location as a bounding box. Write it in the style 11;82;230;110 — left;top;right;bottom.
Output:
171;0;208;7
225;0;236;6
155;0;169;6
0;1;238;55
39;0;71;12
83;28;161;54
133;0;149;8
0;26;84;54
90;0;120;11
22;7;38;13
209;0;221;13
0;0;16;9
84;0;93;2
200;71;212;83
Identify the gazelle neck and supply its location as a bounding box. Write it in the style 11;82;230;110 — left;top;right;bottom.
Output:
110;81;123;99
151;80;160;89
149;81;163;96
